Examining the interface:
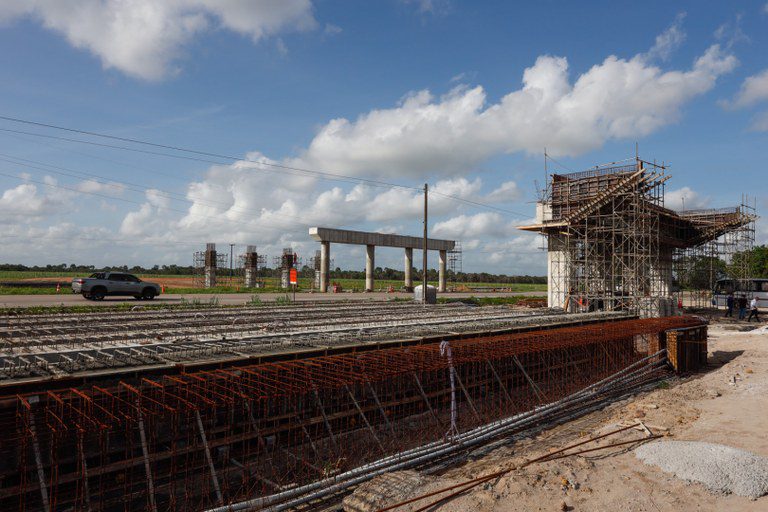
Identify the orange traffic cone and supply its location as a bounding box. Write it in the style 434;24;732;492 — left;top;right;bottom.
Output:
161;284;166;293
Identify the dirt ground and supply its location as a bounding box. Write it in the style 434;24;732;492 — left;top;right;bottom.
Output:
346;318;768;512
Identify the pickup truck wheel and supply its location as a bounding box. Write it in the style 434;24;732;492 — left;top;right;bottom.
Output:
142;288;156;300
134;295;143;300
82;293;92;300
90;287;106;301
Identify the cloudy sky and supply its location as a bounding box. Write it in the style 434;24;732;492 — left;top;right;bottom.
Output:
0;0;766;275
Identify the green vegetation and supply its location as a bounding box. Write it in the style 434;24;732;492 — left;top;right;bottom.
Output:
0;263;199;277
273;294;293;305
742;245;768;278
178;296;220;307
0;263;546;286
673;245;768;291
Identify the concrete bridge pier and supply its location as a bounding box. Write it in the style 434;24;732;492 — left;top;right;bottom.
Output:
309;227;455;295
404;247;413;291
438;250;447;292
320;241;330;292
365;244;375;292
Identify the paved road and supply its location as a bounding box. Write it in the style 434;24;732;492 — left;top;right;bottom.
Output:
0;290;544;308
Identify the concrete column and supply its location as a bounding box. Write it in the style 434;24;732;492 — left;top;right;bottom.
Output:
438;250;447;292
547;234;571;310
365;244;375;292
404;247;413;291
243;248;258;288
320;241;330;292
204;244;216;289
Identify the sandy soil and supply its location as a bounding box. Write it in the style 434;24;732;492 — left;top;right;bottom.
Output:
346;319;768;512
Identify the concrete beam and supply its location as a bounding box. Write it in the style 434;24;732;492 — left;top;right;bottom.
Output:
309;227;454;251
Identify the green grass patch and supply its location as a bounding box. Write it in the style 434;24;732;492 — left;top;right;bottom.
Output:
0;286;70;295
0;271;546;293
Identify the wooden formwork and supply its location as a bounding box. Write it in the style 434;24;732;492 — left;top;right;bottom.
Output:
665;325;708;372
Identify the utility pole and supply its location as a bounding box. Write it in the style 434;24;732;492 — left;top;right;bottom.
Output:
422;183;428;304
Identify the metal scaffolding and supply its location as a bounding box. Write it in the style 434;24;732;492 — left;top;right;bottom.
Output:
193;244;229;289
521;157;757;317
447;242;463;290
672;197;757;307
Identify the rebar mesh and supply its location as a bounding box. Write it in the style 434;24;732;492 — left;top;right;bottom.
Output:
1;315;704;511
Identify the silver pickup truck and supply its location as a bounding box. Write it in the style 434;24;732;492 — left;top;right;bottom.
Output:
72;272;162;301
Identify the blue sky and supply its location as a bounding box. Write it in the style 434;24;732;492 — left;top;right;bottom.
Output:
0;0;766;275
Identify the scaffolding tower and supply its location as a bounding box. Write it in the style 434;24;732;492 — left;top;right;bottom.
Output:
672;196;757;307
193;243;229;288
447;242;463;290
520;157;756;317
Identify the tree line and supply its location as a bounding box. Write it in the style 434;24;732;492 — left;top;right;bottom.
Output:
0;263;546;284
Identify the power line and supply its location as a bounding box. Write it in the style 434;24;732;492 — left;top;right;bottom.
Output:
0;116;422;192
0;115;532;218
543;153;575;173
429;191;528;218
0;152;336;229
0;233;207;247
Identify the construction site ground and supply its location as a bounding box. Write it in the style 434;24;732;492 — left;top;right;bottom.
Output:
347;319;768;512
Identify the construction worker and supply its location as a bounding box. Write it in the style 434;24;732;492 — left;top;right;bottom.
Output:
738;294;748;320
748;296;759;322
725;292;734;317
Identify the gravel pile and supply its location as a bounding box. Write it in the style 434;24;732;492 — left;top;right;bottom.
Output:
635;441;768;499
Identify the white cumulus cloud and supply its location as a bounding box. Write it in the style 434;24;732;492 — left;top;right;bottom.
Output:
723;69;768;109
643;12;686;62
0;0;317;80
432;212;516;239
665;186;710;211
77;179;126;195
289;44;737;178
0;181;73;223
721;69;768;131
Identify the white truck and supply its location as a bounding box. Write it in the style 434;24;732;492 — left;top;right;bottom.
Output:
71;272;162;301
